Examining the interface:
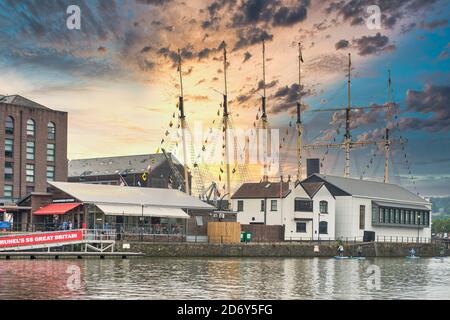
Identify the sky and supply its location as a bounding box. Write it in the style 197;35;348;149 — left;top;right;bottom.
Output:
0;0;449;196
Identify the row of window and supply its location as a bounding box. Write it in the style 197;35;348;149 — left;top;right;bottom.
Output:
3;185;37;199
295;199;329;213
296;221;328;234
5;139;55;161
4;163;55;183
372;206;430;226
237;199;329;214
5;117;56;140
236;200;279;212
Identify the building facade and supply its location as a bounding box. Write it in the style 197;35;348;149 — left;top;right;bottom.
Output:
0;95;68;204
232;174;432;242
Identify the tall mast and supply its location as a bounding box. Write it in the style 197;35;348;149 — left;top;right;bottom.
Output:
222;41;231;208
261;39;269;182
178;49;190;194
296;42;303;181
384;68;392;183
344;53;352;177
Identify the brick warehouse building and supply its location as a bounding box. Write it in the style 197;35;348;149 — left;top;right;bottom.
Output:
0;95;68;204
68;153;191;191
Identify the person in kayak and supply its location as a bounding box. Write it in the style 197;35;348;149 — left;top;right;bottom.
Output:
357;245;363;257
409;248;416;257
337;244;344;257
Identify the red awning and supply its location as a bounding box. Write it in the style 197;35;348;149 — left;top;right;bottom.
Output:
33;203;82;215
0;209;5;213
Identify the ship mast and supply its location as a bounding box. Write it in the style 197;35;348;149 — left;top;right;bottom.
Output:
344;53;352;178
222;42;231;207
384;68;392;183
178;49;190;194
296;42;303;181
261;39;269;182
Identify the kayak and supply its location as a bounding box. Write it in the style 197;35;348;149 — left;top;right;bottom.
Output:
334;256;350;259
406;256;420;259
351;257;366;260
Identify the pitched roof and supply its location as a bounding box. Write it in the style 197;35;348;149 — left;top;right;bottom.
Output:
68;153;180;177
48;181;213;210
308;174;429;205
0;95;51;110
231;182;291;199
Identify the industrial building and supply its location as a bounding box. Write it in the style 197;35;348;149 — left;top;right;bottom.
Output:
68;153;191;191
0;95;68;204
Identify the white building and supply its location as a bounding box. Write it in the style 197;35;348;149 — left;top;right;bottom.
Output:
232;174;431;241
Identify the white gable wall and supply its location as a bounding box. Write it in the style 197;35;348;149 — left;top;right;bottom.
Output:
233;198;283;225
334;196;432;240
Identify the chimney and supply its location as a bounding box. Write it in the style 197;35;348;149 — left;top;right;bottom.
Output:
307;158;320;177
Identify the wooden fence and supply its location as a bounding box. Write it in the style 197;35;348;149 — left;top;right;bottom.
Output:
207;222;241;243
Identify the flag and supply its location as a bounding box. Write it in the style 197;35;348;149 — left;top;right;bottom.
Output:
299;44;304;63
118;174;128;187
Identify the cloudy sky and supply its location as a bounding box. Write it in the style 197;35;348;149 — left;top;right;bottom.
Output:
0;0;449;196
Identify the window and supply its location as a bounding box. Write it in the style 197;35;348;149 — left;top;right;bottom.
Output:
260;200;265;212
294;199;313;212
296;222;307;233
26;186;34;194
359;205;365;230
46;165;55;181
26;141;35;160
271;200;277;211
48;122;55;140
5;116;14;134
319;221;328;234
27;119;35;136
237;200;244;212
5;139;13;158
3;185;13;199
319;201;328;213
4;162;13;181
47;143;55;162
26;164;34;183
195;216;203;226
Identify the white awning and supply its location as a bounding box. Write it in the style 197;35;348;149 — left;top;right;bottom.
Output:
95;204;190;219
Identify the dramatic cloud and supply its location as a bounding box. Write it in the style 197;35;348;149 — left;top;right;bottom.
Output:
233;27;274;51
243;51;252;62
231;0;310;28
420;18;448;30
325;0;439;29
271;83;314;114
335;39;349;50
401;85;450;132
352;33;395;56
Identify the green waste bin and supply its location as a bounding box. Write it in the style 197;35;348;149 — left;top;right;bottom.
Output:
245;232;252;243
240;232;246;243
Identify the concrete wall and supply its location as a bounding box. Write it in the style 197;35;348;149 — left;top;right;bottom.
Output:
117;241;448;258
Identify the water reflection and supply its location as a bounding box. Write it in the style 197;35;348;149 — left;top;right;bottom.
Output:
0;258;449;300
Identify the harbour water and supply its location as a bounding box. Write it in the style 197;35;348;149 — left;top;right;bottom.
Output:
0;257;449;300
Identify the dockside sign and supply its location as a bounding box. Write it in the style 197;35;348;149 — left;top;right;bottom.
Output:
0;230;83;248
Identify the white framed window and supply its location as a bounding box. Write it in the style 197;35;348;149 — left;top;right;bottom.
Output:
27;119;35;136
26;164;34;183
